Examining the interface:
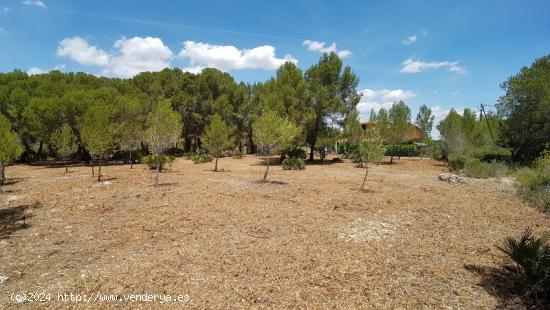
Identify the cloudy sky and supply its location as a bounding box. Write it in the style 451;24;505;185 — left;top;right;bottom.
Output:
1;0;549;134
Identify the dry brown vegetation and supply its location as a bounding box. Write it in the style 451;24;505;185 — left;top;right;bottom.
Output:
1;156;548;308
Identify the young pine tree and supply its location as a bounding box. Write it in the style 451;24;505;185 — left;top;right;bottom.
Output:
0;114;23;185
50;123;78;173
253;111;299;181
118;121;142;169
81;103;115;182
415;104;435;159
358;126;386;190
202;115;235;172
143;99;182;186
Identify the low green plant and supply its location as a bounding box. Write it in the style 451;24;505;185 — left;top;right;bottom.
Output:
141;154;175;170
192;153;213;164
282;158;305;170
448;154;467;171
428;141;444;160
497;228;550;304
283;147;307;160
464;158;509;179
515;151;550;212
232;150;244;159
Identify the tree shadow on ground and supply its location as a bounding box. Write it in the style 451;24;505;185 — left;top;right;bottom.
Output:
28;160;129;169
0;202;41;239
253;179;287;185
250;157;341;167
463;263;541;308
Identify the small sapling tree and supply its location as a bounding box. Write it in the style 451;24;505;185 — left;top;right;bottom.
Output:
81;103;115;182
253;111;299;181
50;123;78;173
358;126;386;190
143;99;182;186
202;114;235;171
0;114;23;185
118;121;142;169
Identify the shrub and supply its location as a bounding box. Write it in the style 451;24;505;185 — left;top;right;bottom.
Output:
448;154;467;171
282;158;305;170
468;145;512;163
283;147;307;160
191;153;213;164
464;159;509;179
141;154;175;170
428;141;444;160
515;152;550;212
384;143;419;157
497;228;550;304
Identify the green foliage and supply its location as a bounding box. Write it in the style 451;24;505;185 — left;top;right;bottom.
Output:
253;111;299;181
50;123;78;159
81;103;115;158
143;99;182;185
428;141;444;160
201;114;235;171
231;150;244;159
282;158;305;170
141;154;175;170
191;153;213;164
463;159;509;179
283;147;307;159
0;114;23;165
415;104;435;141
0;114;23;184
515;151;550;212
384;143;419;157
343;111;363;145
253;111;299;156
305;52;361;160
497;228;550;303
497;55;550;163
357;126;386;190
448;154;467;171
387;101;412;162
467;145;512;163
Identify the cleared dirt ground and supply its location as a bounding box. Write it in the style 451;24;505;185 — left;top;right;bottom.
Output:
0;155;548;309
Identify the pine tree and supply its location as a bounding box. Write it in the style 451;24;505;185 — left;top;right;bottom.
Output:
0;114;23;185
202;115;235;171
50;123;78;173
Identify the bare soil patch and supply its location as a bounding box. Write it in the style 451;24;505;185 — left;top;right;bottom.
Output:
0;156;548;308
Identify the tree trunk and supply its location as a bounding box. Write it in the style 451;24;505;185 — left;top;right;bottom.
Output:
398;144;402;159
91;159;95;176
65;159;68;173
38;140;43;158
420;139;424;160
263;154;270;181
309;145;315;161
215;157;219;172
98;157;102;182
361;164;369;190
0;163;5;185
155;160;160;186
390;143;394;163
130;149;133;169
184;135;191;153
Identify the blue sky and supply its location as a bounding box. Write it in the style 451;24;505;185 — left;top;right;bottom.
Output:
1;0;549;133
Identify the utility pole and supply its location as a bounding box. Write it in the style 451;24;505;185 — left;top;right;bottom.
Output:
480;103;495;144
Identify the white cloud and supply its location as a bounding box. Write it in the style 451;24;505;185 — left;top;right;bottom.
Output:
27;67;45;75
22;0;46;8
57;36;174;78
0;26;7;34
302;40;352;58
178;41;296;71
400;58;467;74
401;35;417;45
103;36;174;78
2;6;12;13
357;88;416;119
57;37;110;66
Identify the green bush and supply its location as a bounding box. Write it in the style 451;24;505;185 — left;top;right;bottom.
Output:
497;228;550;304
448;154;467;171
428;141;444;160
282;158;305;170
141;154;175;170
283;147;307;159
468;145;512;163
385;143;419;157
191;153;213;164
516;152;550;212
464;158;509;179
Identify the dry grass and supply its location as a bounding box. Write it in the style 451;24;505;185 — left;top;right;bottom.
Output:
0;156;548;309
